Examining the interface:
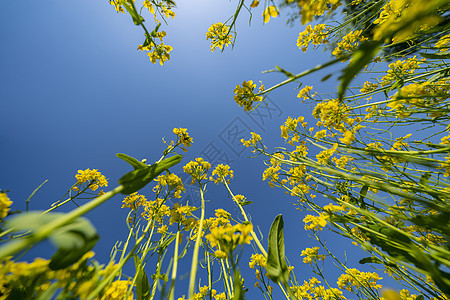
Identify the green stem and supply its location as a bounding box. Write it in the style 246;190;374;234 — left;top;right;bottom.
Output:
169;229;180;300
188;184;206;298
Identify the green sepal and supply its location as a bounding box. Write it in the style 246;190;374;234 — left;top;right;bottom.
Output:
118;155;182;195
266;214;289;284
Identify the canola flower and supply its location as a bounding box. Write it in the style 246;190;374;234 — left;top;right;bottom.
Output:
0;192;12;219
206;23;233;52
233;80;264;112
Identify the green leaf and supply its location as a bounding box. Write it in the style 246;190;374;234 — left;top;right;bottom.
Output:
5;212;99;270
266;214;289;284
231;268;245;300
118;155;182;195
359;256;383;264
134;255;151;300
119;0;145;25
420;51;450;59
49;217;99;270
116;153;148;170
338;41;381;101
358;185;368;209
240;201;253;206
5;212;62;232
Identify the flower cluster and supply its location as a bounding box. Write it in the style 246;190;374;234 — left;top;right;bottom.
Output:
210;164;234;184
183;157;211;184
290;0;342;25
233;80;264;112
297;25;329;52
241;132;262;148
205;222;253;258
381;56;424;85
74;168;108;192
154;173;185;198
262;6;278;23
172;127;193;151
206;22;233;52
303;213;329;231
300;247;326;264
122;192;147;210
332;30;367;60
337;268;383;292
0;192;12;219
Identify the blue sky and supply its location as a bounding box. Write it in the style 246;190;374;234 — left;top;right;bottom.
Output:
1;1;392;298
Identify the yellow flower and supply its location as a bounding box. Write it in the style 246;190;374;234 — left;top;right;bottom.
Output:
75;168;108;192
339;130;355;145
206;22;233;52
303;214;328;231
122;192;147;210
233;80;264;111
263;6;278;23
210;164;234;184
241;132;262;147
0;192;12;219
297;85;314;101
249;253;267;269
102;280;133;300
183;157;211;184
147;43;173;66
300;247;326;264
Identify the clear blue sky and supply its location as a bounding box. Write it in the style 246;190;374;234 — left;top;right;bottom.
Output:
1;1;393;298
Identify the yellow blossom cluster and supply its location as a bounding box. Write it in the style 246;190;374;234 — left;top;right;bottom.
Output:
290;0;342;25
382;56;424;85
360;81;379;94
0;252;128;299
435;33;450;52
312;99;355;132
0;192;12;219
332;30;367;59
206;22;233;52
121;192;147;210
233;80;264;112
154;173;185;198
249;253;267;269
169;202;197;226
300;246;326;264
337;268;383;291
173;127;193;151
303;213;329;231
291;277;346;299
372;0;442;43
297;85;315;101
103;280;133;300
205;222;253;257
210;164;234;184
141;198;171;222
297;25;329;52
74;168;108;192
183;157;211;184
316;143;338;165
241;132;262;148
263;6;279;23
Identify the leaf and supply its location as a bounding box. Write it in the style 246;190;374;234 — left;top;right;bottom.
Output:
49;217;99;270
5;212;99;270
118;155;182;195
119;0;145;25
134;255;151;300
420;51;450;59
117;153;148;170
338;41;381;101
358;185;368;209
266;214;289;284
5;212;62;232
231;268;245;300
359;256;383;264
240;201;253;206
